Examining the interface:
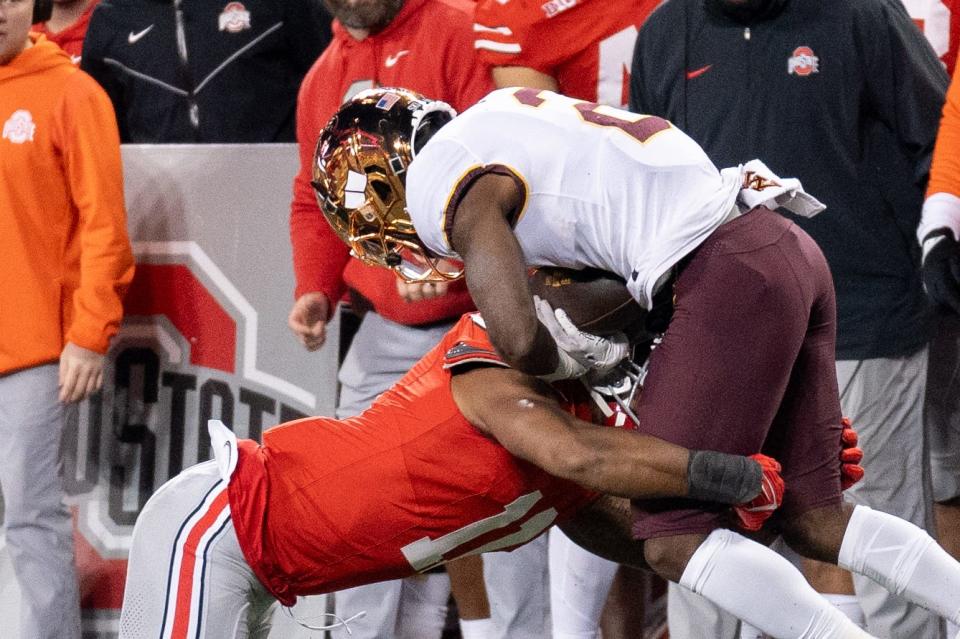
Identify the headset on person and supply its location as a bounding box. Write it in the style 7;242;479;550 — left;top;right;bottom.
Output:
33;0;53;24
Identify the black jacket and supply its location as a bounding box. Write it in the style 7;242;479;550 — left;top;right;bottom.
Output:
631;0;948;359
81;0;331;142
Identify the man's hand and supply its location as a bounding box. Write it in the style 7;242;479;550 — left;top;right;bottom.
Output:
840;417;865;490
396;278;449;302
922;230;960;314
534;295;629;378
733;454;785;532
288;292;330;351
59;342;105;403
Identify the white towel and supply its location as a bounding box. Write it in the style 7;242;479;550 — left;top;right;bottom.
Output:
208;419;239;481
721;159;826;218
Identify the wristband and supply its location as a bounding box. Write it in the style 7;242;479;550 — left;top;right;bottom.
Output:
687;450;762;505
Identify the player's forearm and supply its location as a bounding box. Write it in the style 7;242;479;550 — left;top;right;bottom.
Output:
565;427;762;505
563;427;689;498
454;188;559;374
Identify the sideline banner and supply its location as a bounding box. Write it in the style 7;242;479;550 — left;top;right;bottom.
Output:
0;144;340;638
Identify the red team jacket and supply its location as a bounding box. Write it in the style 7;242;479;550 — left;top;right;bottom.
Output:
227;315;599;605
289;0;491;325
474;0;660;107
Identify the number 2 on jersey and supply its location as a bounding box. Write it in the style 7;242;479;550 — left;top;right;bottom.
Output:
512;87;671;144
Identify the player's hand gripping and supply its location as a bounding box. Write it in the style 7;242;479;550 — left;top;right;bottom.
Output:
922;229;960;314
839;417;864;490
533;295;630;380
733;454;785;532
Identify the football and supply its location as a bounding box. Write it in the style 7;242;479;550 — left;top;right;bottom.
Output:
528;267;647;337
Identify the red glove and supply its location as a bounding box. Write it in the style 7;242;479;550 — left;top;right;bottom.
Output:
733;454;785;532
840;417;865;490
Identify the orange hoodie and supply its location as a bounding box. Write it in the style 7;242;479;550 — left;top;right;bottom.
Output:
0;34;133;375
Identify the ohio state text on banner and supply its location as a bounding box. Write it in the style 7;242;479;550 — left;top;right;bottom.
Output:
0;144;340;638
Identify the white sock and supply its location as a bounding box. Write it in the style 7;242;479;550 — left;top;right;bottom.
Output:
548;527;618;639
948;619;960;638
839;505;960;625
680;529;875;639
459;617;494;639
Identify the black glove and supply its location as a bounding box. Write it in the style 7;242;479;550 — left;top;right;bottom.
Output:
923;229;960;315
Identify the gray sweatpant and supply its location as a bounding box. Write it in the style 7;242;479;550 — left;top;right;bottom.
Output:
0;364;81;639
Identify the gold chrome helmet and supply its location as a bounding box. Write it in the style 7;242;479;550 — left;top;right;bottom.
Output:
311;87;462;282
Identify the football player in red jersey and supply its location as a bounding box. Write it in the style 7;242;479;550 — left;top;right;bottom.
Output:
119;304;814;639
474;0;658;108
116;309;875;639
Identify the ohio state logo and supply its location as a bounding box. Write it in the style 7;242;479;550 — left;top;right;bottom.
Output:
218;2;251;33
787;46;819;76
2;109;36;144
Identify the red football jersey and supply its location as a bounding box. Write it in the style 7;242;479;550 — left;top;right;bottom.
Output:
474;0;660;107
228;314;599;605
903;0;960;74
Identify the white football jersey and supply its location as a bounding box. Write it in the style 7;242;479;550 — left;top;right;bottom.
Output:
405;88;742;308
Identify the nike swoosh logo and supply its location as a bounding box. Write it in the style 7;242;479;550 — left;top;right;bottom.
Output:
385;50;410;68
685;64;713;80
128;25;154;45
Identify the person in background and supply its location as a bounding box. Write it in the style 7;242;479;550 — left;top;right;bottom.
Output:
286;0;496;637
0;1;134;637
473;0;659;107
631;0;948;636
918;61;960;639
32;0;98;63
79;0;331;142
907;7;960;639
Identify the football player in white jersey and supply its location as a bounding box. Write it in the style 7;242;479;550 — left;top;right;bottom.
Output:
311;87;960;637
